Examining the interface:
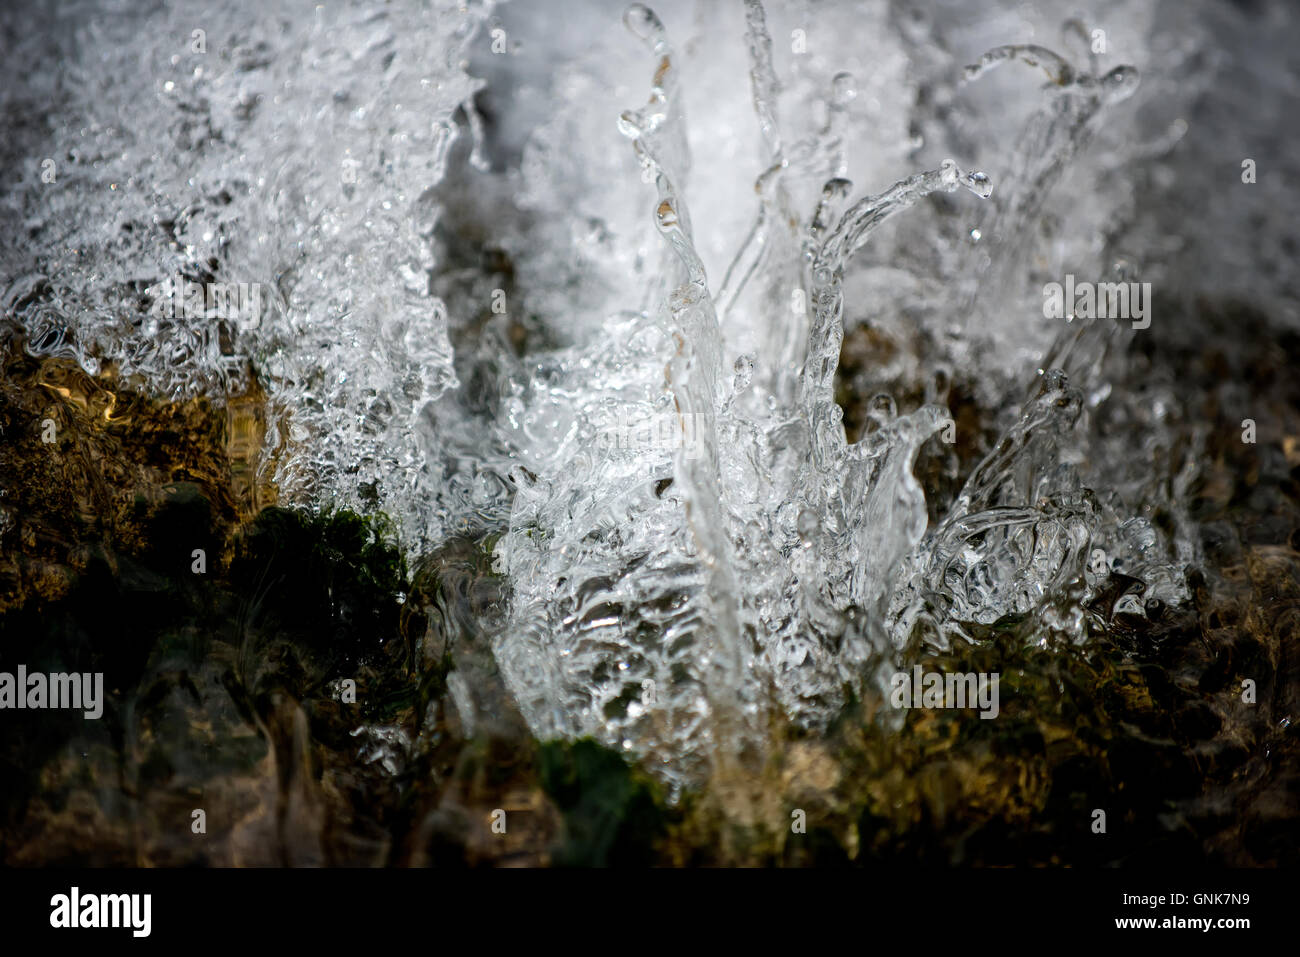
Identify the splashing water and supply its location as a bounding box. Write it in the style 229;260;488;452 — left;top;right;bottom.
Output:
491;0;1188;793
1;0;1208;798
2;0;486;547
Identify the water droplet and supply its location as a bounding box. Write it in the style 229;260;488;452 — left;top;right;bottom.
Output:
617;111;643;139
964;170;992;198
830;72;857;107
732;353;754;390
867;393;897;427
624;4;665;46
655;199;679;231
1100;65;1140;103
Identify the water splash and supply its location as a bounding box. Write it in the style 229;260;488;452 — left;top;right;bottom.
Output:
2;0;490;549
0;0;1199;798
491;2;1189;793
495;3;1014;791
